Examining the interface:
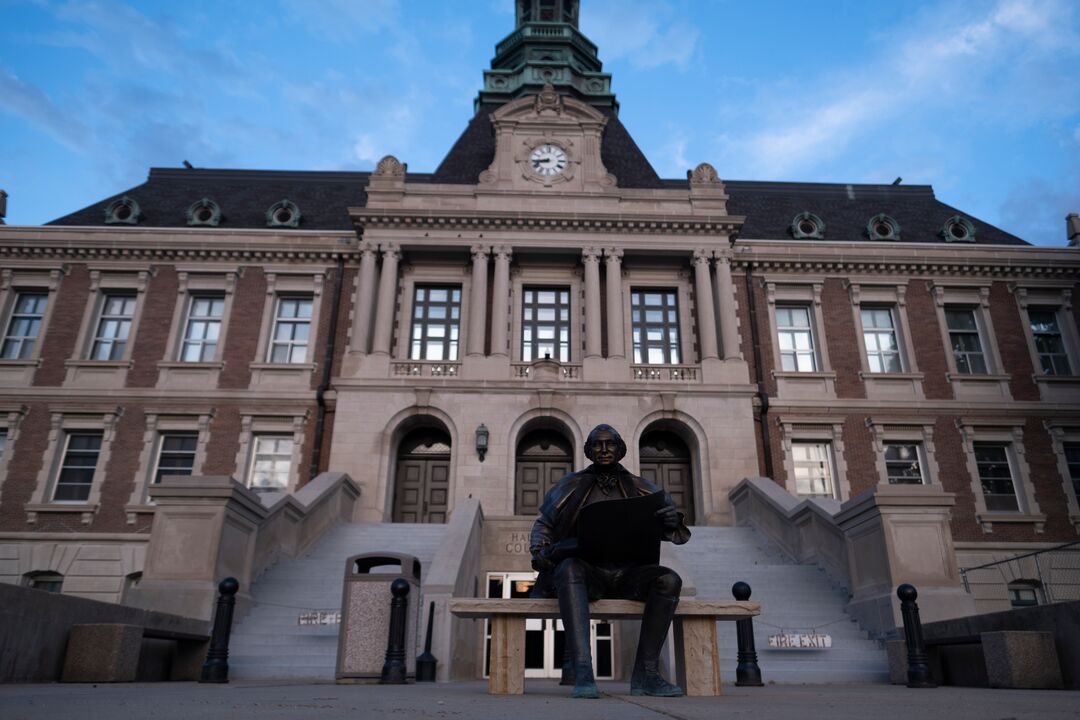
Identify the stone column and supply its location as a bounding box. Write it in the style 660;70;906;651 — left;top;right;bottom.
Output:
467;246;490;357
604;248;625;359
371;244;401;355
350;241;379;354
583;247;602;359
490;246;512;357
693;249;719;361
715;252;743;360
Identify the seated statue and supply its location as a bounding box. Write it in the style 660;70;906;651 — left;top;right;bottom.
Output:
529;424;691;698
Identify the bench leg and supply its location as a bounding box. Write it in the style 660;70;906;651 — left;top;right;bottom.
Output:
674;618;722;697
488;616;526;695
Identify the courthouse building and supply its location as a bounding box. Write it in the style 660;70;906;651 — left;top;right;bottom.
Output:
1;0;1078;681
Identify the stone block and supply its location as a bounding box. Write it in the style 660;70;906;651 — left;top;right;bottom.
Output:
61;623;142;682
982;631;1063;689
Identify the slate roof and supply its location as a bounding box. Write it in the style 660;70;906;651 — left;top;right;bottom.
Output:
48;106;1027;246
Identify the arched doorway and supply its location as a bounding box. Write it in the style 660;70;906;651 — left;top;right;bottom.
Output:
393;426;451;523
639;429;696;523
515;428;573;516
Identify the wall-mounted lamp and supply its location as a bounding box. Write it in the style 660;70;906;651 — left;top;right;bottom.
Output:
476;424;489;462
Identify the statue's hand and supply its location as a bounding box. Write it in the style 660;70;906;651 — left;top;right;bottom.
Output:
533;538;578;572
531;549;555;572
655;505;680;531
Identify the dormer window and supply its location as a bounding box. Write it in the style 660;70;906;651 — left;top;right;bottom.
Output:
186;198;222;227
790;211;825;240
104;196;143;225
866;213;900;241
266;199;301;229
941;215;976;243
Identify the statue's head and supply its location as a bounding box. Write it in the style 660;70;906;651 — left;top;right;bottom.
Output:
584;424;626;468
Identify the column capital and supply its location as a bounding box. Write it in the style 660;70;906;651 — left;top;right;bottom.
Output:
604;247;624;262
494;245;513;261
381;244;401;261
582;247;602;263
693;248;713;265
470;244;490;262
359;240;378;256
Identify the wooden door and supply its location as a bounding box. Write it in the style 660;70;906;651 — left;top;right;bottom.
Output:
393;429;451;523
639;430;695;523
515;429;573;516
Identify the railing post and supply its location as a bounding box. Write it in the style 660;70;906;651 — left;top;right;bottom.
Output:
199;577;239;683
380;577;410;684
415;601;437;682
732;581;764;687
897;584;936;688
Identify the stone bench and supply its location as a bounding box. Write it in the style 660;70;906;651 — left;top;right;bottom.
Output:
449;598;759;696
61;623;211;683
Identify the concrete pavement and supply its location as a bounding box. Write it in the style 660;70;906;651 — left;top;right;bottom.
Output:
2;680;1078;720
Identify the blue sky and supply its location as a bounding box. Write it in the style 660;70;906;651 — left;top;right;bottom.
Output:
1;0;1078;246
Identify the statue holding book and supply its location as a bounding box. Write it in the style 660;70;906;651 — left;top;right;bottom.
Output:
529;424;691;699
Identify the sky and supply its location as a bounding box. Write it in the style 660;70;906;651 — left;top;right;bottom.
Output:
0;0;1078;246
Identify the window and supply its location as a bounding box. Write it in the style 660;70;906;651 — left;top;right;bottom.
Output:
89;293;136;360
1;292;47;359
247;435;293;492
1065;443;1080;501
884;442;925;484
631;290;681;364
1028;309;1072;375
153;433;198;483
974;442;1020;512
179;296;224;362
861;307;901;373
410;286;461;361
24;571;63;593
1007;582;1039;608
268;297;312;363
945;307;988;374
52;432;103;502
776;305;816;372
522;288;570;362
792;442;836;498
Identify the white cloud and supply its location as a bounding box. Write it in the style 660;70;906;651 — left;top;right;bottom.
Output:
353;134;378;164
283;0;400;42
0;68;90;151
581;0;698;69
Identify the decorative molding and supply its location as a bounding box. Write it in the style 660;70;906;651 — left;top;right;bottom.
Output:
790;211;826;240
352;209;742;236
374;155;406;177
688;162;720;185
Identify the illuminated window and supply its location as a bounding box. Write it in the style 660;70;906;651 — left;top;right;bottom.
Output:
631;290;680;365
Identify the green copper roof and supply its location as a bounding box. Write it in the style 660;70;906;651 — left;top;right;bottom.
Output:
476;0;617;111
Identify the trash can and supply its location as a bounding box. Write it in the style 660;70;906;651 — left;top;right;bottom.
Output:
336;553;422;682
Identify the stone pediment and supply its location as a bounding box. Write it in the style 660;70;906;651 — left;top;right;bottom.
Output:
480;85;616;192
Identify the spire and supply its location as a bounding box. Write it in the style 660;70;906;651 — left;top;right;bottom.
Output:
477;0;617;111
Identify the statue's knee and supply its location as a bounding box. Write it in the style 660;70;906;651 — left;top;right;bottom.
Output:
654;571;682;597
554;558;586;585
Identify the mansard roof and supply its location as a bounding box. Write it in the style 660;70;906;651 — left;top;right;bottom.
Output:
48;107;1027;246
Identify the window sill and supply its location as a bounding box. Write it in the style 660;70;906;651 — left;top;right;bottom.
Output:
64;360;131;389
0;358;41;387
249;362;316;390
1031;374;1080;402
976;511;1047;534
947;372;1012;401
859;371;925;400
124;503;157;525
772;370;837;400
157;361;224;391
25;502;99;525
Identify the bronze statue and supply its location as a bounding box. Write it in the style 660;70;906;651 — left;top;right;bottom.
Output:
530;424;690;698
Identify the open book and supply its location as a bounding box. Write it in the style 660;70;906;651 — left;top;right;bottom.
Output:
576;490;666;566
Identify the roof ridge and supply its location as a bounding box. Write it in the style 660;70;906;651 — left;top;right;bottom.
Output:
147;167;389;183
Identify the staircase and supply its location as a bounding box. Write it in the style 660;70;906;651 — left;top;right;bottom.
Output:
229;522;447;680
670;526;889;684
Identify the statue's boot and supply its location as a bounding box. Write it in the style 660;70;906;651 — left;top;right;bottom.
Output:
630;588;684;697
557;561;599;699
559;647;574;686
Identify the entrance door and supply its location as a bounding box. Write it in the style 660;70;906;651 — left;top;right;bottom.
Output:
639;430;695;523
392;428;451;523
515;429;573;516
485;572;613;680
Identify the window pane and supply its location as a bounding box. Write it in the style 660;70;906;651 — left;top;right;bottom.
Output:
521;286;572;364
974;443;1019;512
792;442;835;497
248;436;293;492
53;433;103;502
411;285;462;361
269;297;313;364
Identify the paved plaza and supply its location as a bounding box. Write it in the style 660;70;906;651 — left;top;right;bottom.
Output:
1;680;1077;720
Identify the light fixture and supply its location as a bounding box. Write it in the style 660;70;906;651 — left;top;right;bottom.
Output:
476;424;489;462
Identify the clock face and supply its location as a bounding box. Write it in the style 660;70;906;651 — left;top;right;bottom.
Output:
529;144;568;177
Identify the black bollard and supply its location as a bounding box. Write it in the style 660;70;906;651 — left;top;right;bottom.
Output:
415;601;437;682
199;577;240;683
380;577;410;684
732;581;764;687
897;584;936;688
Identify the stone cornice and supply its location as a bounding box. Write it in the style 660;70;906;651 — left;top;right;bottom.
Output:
350;208;744;236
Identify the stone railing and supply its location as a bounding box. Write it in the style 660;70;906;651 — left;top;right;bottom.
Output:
631;364;700;382
511;362;582;380
128;472;359;622
391;361;460;378
421;497;485;682
729;477;977;639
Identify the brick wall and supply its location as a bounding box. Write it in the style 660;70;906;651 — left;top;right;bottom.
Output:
821;278;865;399
33;265;89;386
0;404;50;529
126;267;178;388
988;281;1039;401
201;406;241;477
905;279;953;400
94;407;146;531
218;267;266;389
842;415;877;497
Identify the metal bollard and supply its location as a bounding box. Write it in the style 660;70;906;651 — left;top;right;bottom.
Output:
732;581;764;686
897;584;936;688
380;577;410;684
415;601;437;682
199;577;240;683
